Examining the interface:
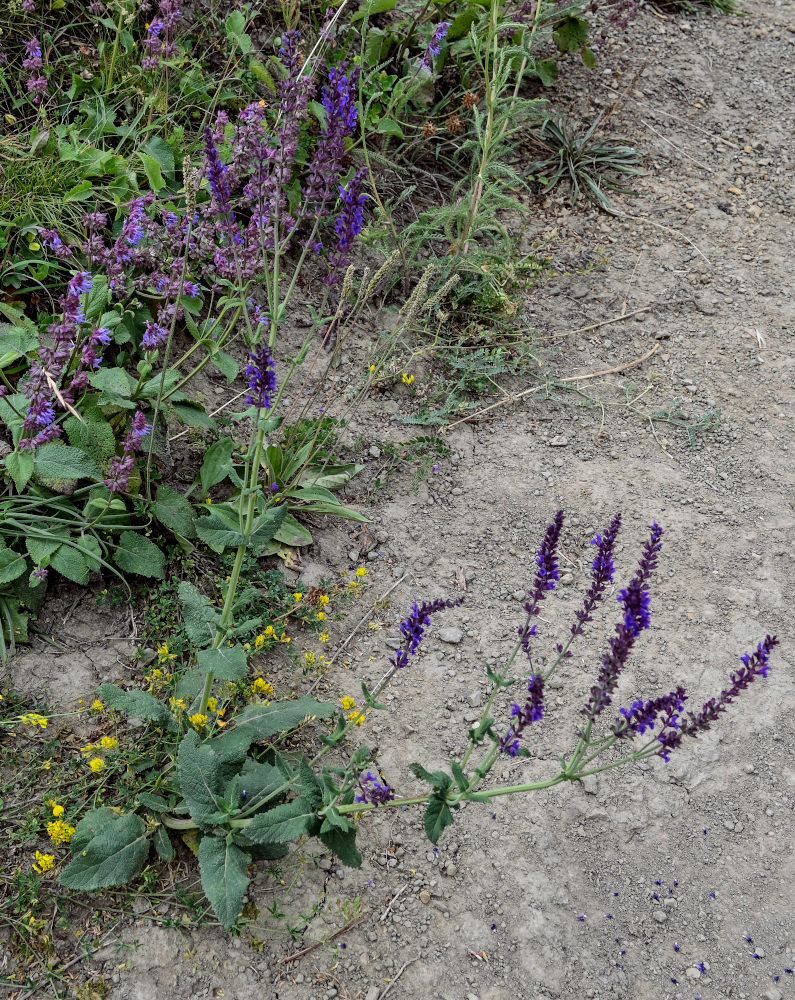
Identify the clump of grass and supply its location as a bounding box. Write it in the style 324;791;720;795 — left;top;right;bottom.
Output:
528;113;644;213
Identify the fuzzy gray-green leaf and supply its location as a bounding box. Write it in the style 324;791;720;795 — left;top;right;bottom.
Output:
59;813;150;890
198;835;250;931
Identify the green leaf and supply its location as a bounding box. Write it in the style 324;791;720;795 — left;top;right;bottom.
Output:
142;135;174;176
424;794;454;844
0;325;38;367
409;763;452;791
299;463;364;489
59;812;150;890
553;15;589;53
177;731;224;827
98;683;178;730
50;544;89;585
70;808;119;854
4;451;34;492
137;151;165;191
249;503;288;554
581;45;596;68
242;797;320;845
137;792;169;813
171;401;216;429
33;444;101;483
375;118;404;139
84;276;109;322
113;532;165;578
26;535;62;565
530;57;558;87
360;682;386;710
195;512;245;553
351;0;396;21
196;644;247;681
178;581;220;647
318;824;362;867
153;823;174;862
234;695;335;741
293;501;367;522
232;758;283;803
0;548;26;585
152;483;197;538
88;367;136;399
198;835;250;931
65;414;116;465
273;513;312;548
200;437;235;494
210;351;238;382
450;760;469;792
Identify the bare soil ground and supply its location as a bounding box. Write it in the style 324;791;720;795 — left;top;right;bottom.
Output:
4;1;793;998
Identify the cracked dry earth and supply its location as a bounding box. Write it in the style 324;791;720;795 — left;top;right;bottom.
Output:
5;1;794;998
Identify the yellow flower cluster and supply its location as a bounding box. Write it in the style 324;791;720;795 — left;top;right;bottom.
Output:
33;851;55;874
252;677;275;698
318;594;330;606
51;803;64;818
91;699;104;712
47;819;75;845
401;372;415;385
89;758;105;773
157;643;178;664
20;713;48;729
169;697;186;712
341;696;365;727
189;713;207;730
319;631;330;643
144;666;172;692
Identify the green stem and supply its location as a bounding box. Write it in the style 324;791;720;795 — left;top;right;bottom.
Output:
106;6;125;94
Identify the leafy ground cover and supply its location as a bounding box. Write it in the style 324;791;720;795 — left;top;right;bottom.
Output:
1;0;792;996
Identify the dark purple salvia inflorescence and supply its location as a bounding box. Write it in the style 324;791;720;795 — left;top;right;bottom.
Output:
389;597;464;670
583;521;664;720
104;411;151;493
244;341;276;410
571;513;621;637
421;21;450;67
23;37;47;103
325;169;367;283
656;635;778;761
304;64;360;211
141;0;181;70
355;771;395;806
614;686;686;739
517;510;565;663
500;673;545;756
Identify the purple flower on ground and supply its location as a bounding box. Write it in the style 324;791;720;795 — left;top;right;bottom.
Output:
389;596;463;670
615;686;686;738
517;510;565;663
572;512;621;637
499;673;545;755
244;341;276;410
325;169;367;284
421;21;450;67
22;0;35;11
105;411;150;494
355;771;395;806
657;635;778;760
583;521;664;720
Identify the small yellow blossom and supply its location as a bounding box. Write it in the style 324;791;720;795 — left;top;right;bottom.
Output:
20;713;48;729
205;497;212;505
252;677;274;697
341;696;357;711
80;743;95;756
207;697;218;712
304;651;316;666
189;713;207;729
89;757;105;773
41;759;53;770
264;625;276;637
47;819;75;845
169;697;186;712
318;594;329;606
254;634;265;650
369;364;376;372
347;709;365;726
280;632;291;643
91;699;104;712
52;804;64;818
367;621;382;631
401;372;414;385
293;592;303;602
355;567;368;577
33;851;56;874
319;631;330;643
99;736;118;750
157;643;169;659
316;611;327;621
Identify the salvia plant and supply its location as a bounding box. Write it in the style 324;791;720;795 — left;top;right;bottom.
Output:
52;509;777;930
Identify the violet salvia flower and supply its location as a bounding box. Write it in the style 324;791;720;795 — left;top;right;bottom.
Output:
657;635;779;760
22;0;35;11
614;686;686;738
325;169;367;284
105;411;150;493
355;771;395;806
244;341;276;410
31;566;48;582
389;597;464;670
571;512;621;637
23;37;42;70
499;673;545;755
583;521;664;720
421;21;450;67
304;65;360;211
517;510;565;661
141;0;181;70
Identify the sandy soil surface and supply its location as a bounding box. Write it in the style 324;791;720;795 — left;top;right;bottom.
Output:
4;1;793;998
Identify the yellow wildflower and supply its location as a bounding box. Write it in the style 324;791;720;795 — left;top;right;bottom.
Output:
47;819;75;845
41;760;53;770
367;621;382;631
20;713;48;729
89;758;105;773
347;709;365;726
169;697;186;712
316;611;327;621
293;592;303;602
91;699;104;712
369;364;376;372
318;594;329;606
99;736;117;750
156;643;169;660
401;372;414;385
52;804;64;818
341;696;356;711
252;678;274;697
205;497;212;505
319;631;330;643
280;632;291;643
264;625;276;637
254;634;265;650
304;651;316;666
207;697;218;713
189;713;207;730
355;567;368;577
33;851;55;874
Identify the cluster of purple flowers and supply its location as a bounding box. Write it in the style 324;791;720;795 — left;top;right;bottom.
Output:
499;673;545;756
141;0;181;70
571;513;621;637
389;597;463;670
517;509;564;662
583;521;663;720
23;37;47;103
104;411;151;493
19;272;110;450
304;64;360;210
243;340;276;410
421;21;450;67
355;771;395;806
325;170;367;284
615;686;686;740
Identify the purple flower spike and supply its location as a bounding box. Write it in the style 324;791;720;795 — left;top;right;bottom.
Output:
517;510;565;662
388;597;463;670
104;411;150;494
421;21;450;67
203;127;233;219
244;341;276;410
615;686;687;739
499;673;545;755
572;513;621;637
355;771;395;806
325;169;367;284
